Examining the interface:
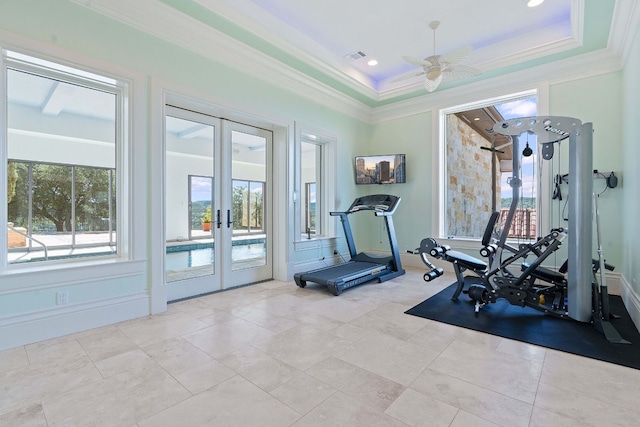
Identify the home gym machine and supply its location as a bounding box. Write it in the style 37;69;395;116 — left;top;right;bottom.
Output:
414;116;629;343
294;194;405;295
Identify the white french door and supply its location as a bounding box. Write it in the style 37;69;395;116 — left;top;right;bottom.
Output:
164;106;272;301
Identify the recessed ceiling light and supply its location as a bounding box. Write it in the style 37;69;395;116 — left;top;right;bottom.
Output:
474;117;480;121
367;59;378;66
527;0;544;7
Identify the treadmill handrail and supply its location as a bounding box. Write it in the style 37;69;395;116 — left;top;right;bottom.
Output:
330;194;401;217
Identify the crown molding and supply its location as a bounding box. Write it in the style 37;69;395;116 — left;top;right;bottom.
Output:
376;1;585;100
194;0;588;103
609;0;640;66
68;0;373;123
194;0;379;99
68;0;633;124
371;47;623;124
376;34;582;101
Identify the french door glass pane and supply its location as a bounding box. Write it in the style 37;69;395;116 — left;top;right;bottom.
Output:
231;130;266;270
165;116;214;282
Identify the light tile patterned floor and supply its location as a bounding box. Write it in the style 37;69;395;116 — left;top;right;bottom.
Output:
2;268;640;426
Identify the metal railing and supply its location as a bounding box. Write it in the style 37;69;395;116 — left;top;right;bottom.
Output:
499;208;536;239
7;224;49;261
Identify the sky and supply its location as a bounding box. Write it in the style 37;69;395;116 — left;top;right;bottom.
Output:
190;176;213;203
495;97;538;199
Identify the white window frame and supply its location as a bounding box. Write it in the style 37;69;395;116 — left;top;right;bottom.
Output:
434;87;551;248
293;123;337;249
1;49;130;271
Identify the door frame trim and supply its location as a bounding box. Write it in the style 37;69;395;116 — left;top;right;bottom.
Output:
149;84;291;309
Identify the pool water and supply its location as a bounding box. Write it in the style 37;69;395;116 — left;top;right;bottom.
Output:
165;242;266;270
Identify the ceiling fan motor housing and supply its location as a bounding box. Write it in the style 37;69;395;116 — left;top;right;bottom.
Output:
426;67;442;80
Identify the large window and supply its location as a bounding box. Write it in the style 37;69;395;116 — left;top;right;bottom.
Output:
441;92;540;240
301;140;320;238
296;127;335;242
4;51;125;265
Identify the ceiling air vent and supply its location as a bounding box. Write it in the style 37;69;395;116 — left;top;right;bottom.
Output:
344;51;366;60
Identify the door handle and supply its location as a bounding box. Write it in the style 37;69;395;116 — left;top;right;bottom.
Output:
226;209;233;228
216;209;222;229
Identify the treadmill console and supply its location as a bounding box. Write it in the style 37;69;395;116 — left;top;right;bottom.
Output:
347;194;400;215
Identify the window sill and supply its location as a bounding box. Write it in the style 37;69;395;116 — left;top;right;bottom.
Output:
434;237;486;253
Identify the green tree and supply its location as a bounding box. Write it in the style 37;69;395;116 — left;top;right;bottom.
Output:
251;190;263;228
202;205;212;223
31;164;73;231
232;183;246;230
11;163;113;232
7;162;28;226
190;201;209;230
7;161;17;204
74;167;112;231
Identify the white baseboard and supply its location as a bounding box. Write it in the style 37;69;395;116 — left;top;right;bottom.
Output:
0;293;150;351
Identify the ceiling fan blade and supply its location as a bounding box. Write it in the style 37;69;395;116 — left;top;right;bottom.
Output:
424;74;443;92
442;64;482;82
440;45;473;67
390;70;426;83
398;21;483;92
402;55;433;68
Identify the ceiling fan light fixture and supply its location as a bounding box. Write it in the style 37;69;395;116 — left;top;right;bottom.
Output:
399;20;481;92
426;67;442;80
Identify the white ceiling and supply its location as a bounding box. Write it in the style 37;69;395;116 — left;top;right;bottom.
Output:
64;0;638;108
202;0;576;92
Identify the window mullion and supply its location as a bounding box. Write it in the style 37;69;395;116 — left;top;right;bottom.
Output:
71;166;76;248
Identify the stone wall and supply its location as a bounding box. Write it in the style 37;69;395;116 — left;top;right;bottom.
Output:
446;114;499;237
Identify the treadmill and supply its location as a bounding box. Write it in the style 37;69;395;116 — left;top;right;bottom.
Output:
294;194;405;295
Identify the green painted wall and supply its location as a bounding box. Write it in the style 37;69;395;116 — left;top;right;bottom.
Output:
362;113;432;254
0;0;369;331
622;24;640;294
549;73;624;270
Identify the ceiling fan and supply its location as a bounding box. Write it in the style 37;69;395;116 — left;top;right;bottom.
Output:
398;21;481;92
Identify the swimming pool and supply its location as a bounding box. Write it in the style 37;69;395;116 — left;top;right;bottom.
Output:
165;239;266;270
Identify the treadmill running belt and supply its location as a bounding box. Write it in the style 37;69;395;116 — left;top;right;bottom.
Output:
300;261;383;285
